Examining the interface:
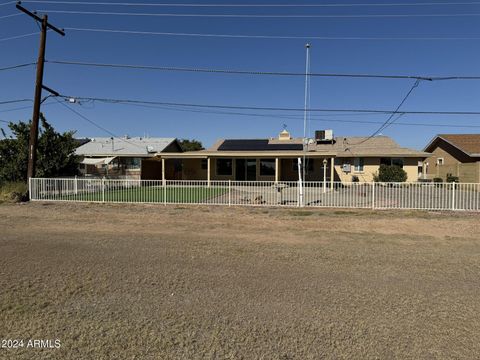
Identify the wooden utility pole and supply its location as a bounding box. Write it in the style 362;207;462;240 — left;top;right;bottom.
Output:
16;2;65;180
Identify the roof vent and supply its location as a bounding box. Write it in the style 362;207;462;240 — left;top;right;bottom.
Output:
146;145;155;153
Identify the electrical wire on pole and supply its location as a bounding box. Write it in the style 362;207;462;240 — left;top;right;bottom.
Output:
63;27;480;41
58;95;480;116
42;59;480;80
31;9;480;18
18;1;480;7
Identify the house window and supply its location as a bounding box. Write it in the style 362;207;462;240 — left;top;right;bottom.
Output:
437;158;444;166
381;157;404;168
125;157;141;169
292;158;314;173
354;158;364;172
216;158;232;176
260;159;275;176
392;158;404;168
201;159;208;170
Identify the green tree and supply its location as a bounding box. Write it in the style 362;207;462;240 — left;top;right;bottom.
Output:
0;114;79;184
373;164;408;183
178;138;204;152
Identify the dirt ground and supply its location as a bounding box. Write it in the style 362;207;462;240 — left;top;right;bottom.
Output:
1;203;479;359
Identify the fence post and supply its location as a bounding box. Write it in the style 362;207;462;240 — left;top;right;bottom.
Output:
28;177;32;201
74;175;78;195
228;180;231;206
451;182;456;211
102;178;105;203
372;182;375;210
163;180;167;206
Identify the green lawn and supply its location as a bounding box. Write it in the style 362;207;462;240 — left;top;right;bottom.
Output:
57;186;227;203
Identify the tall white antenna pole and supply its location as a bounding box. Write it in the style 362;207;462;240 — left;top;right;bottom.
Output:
303;43;311;186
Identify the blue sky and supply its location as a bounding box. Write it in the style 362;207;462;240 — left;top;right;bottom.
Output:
1;0;480;149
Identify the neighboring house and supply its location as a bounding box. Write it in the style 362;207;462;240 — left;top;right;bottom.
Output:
75;136;182;179
423;134;480;183
156;130;428;184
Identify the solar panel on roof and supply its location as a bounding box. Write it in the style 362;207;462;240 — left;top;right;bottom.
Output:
218;140;302;151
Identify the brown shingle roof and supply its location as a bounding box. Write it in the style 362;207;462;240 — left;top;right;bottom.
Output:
434;134;480;156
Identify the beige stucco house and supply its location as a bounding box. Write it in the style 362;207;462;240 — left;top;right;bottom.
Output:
423;134;480;183
155;130;428;184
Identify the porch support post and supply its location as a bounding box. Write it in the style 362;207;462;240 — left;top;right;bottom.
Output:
207;157;211;187
161;158;166;186
275;158;279;183
323;159;327;193
330;157;335;190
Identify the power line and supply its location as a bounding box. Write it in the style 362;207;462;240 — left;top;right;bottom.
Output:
65;99;480;129
0;62;36;71
0;1;16;6
35;10;480;18
54;98;147;150
353;80;422;145
20;1;480;7
110;100;480;128
54;98;119;138
64;27;480;41
0;13;21;19
0;99;32;105
0;101;55;113
0;32;39;42
61;95;480;116
45;59;480;80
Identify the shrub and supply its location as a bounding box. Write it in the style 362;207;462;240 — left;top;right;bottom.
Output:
433;177;443;183
351;175;359;182
373;164;408;183
446;175;459;183
0;115;79;183
0;182;28;203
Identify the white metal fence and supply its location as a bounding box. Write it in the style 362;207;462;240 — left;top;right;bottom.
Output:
29;178;480;212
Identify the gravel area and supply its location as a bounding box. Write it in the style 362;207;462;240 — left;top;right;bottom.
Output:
1;203;479;359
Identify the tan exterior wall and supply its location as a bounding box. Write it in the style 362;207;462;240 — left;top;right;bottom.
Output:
335;157;421;183
404;158;421;183
425;147;480;182
457;163;480;183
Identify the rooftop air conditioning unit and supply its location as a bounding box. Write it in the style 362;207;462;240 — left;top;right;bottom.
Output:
342;163;351;173
146;145;155;153
315;129;334;142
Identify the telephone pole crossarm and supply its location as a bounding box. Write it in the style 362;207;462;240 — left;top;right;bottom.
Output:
16;2;65;36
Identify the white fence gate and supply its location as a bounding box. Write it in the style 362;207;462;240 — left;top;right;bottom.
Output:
29;178;480;212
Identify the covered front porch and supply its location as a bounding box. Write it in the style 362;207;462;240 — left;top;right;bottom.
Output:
157;152;337;186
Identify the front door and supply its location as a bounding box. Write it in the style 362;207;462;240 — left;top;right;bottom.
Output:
235;159;257;181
